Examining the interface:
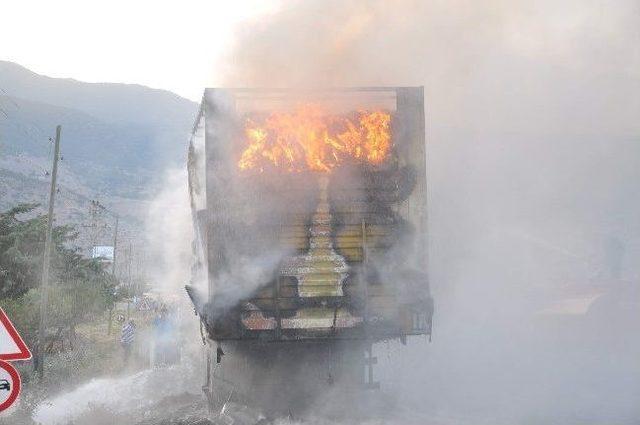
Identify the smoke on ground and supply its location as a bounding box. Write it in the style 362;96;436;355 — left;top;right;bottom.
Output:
31;364;204;425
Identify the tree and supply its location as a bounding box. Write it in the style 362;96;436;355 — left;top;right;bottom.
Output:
0;203;46;297
0;204;119;348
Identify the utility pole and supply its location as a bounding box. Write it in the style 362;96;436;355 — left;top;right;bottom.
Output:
84;200;107;257
108;215;119;335
127;242;133;287
36;125;61;376
112;215;119;276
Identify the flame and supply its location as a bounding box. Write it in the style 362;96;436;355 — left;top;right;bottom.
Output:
238;105;392;172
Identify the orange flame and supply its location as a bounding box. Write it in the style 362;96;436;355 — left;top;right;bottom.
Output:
238;105;392;172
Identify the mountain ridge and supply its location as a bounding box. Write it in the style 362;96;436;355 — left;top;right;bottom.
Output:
0;60;198;127
0;60;199;247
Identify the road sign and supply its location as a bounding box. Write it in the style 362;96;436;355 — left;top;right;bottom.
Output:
0;360;20;412
0;308;31;361
0;309;29;413
92;245;114;261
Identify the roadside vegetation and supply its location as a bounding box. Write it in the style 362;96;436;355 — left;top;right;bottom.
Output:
0;203;133;416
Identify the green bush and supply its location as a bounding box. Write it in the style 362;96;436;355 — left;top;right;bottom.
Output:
0;204;120;347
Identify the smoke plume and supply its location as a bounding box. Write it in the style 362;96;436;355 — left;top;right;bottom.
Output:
145;168;194;294
216;0;640;423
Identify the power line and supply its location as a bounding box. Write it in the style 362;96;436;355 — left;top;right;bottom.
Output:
0;105;49;144
0;94;55;176
0;88;54;171
3;151;50;177
0;88;19;107
0;111;50;150
0;85;50;139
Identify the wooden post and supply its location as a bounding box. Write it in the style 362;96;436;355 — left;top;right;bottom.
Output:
112;215;119;276
36;125;61;376
108;216;118;336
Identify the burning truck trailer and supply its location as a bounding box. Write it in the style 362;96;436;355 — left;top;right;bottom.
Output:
186;87;433;419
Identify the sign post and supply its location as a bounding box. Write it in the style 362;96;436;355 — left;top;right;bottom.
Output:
0;308;31;412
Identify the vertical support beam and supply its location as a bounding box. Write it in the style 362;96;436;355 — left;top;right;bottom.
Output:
363;342;380;390
36;125;61;376
361;219;369;331
367;344;374;387
396;87;428;272
274;276;282;340
361;218;380;389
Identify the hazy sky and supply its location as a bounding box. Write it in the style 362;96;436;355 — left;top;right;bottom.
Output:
1;0;278;101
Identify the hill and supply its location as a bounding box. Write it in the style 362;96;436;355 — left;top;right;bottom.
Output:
0;60;198;200
0;60;198;253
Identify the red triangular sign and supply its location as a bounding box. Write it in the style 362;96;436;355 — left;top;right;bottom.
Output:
0;308;31;361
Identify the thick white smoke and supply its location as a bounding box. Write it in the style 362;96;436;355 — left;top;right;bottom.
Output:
145;168;194;295
215;0;640;423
